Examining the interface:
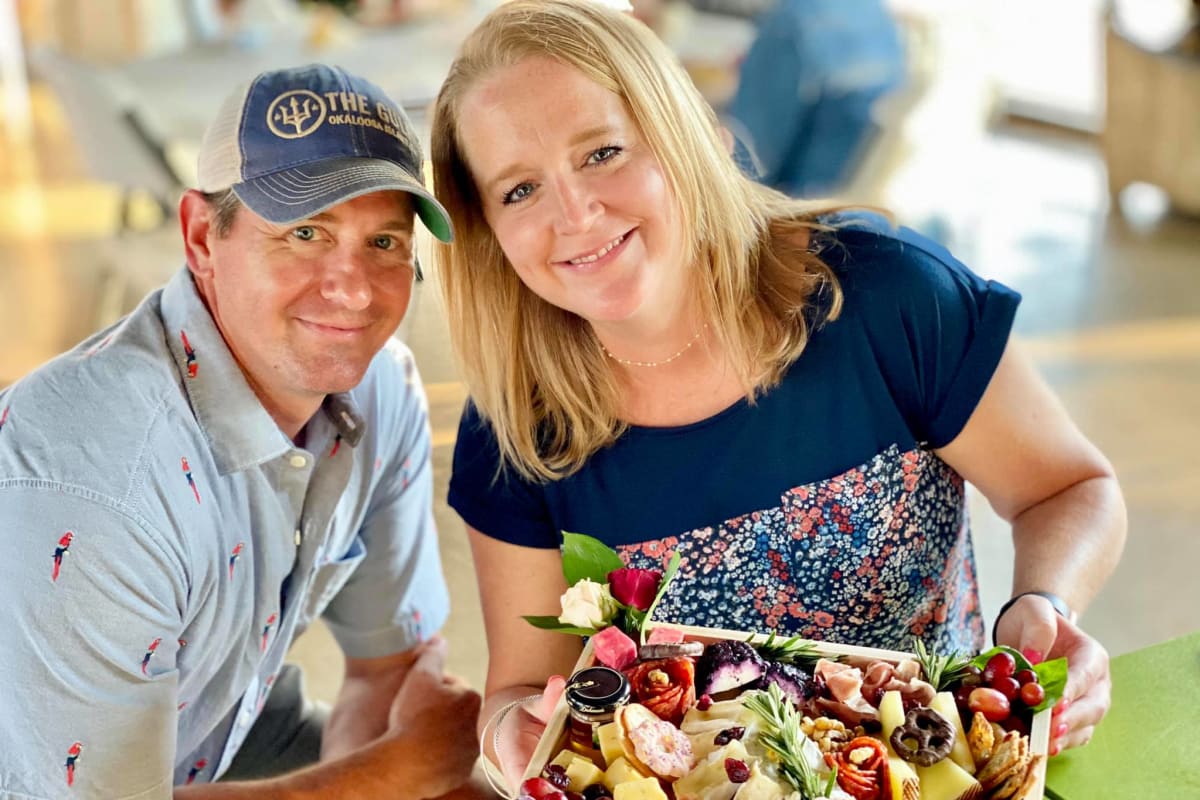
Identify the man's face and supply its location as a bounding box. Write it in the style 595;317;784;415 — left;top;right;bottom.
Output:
195;191;417;419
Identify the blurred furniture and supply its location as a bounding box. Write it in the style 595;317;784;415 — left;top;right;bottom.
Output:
27;46;186;232
106;11;477;186
1103;6;1200;215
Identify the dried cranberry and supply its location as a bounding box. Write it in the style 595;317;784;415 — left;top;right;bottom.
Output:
696;693;713;710
713;726;746;746
724;758;751;783
543;765;569;791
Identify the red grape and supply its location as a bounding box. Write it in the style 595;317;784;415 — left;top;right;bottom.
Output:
1020;681;1046;707
993;676;1021;702
522;779;564;800
968;687;1011;722
983;652;1017;684
1014;669;1038;686
953;684;974;709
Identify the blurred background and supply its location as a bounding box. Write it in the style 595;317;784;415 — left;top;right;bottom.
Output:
1;0;1197;704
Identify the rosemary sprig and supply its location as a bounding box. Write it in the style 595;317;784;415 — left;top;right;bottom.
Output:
743;684;827;799
911;637;972;691
746;631;828;669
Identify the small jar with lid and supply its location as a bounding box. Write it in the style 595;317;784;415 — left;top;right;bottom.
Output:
564;666;631;759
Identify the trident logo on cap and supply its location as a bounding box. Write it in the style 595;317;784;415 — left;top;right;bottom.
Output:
267;90;327;139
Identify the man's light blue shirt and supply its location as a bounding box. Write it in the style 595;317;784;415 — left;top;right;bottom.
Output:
0;268;449;797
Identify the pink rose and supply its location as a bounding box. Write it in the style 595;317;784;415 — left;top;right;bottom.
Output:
607;567;662;611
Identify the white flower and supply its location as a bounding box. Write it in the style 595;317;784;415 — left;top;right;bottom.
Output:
558;579;618;629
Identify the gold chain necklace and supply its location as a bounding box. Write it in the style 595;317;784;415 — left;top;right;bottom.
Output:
600;324;708;367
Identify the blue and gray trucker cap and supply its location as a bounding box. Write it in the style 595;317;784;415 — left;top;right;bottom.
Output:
196;63;452;242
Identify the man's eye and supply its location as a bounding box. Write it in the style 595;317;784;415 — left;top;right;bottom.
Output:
502;183;534;205
373;235;395;250
291;226;317;241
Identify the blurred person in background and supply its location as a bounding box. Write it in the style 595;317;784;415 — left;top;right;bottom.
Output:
0;64;483;797
725;0;906;196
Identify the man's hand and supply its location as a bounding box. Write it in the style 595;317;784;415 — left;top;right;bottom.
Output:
995;595;1112;756
385;637;482;797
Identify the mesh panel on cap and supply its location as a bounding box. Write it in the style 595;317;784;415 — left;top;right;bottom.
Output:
196;78;254;192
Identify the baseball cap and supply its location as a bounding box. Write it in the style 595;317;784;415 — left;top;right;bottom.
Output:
196;63;452;242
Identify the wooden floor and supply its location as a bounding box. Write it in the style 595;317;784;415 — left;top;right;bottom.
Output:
3;83;1198;705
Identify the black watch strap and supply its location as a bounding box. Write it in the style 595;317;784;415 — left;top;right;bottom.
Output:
991;590;1075;645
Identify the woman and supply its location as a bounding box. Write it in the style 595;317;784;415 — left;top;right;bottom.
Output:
430;0;1125;783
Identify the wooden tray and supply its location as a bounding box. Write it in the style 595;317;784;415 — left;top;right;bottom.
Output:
523;624;1050;800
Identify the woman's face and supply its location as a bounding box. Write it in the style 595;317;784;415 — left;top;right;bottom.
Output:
457;57;690;328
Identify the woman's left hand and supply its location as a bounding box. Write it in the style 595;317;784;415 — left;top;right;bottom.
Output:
994;594;1112;755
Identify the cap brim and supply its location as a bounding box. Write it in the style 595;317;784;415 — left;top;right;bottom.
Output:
233;156;453;242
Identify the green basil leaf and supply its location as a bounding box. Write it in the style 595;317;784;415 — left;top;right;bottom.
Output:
638;551;681;643
521;615;600;636
1031;657;1069;712
561;532;625;586
971;645;1033;673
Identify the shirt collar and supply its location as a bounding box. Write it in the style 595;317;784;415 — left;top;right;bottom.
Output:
161;268;365;473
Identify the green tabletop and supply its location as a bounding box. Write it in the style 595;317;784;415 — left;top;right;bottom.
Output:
1044;630;1200;799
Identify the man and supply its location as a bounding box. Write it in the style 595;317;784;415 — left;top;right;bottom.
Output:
0;64;481;797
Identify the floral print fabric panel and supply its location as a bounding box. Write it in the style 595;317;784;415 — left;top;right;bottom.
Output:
616;445;984;654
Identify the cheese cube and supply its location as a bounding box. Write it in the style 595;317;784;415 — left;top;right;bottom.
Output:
612;776;669;800
597;722;624;767
604;757;650;790
565;756;607;792
550;749;577;770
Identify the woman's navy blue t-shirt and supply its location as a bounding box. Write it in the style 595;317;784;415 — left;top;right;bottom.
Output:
448;214;1020;653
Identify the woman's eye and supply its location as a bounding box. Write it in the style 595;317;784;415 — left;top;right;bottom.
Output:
502;183;534;205
291;226;317;241
587;146;622;165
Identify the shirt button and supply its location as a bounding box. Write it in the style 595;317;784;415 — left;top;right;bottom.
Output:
289;454;308;469
294;528;303;546
239;709;253;727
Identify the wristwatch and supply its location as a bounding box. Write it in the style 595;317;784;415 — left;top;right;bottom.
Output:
991;590;1076;645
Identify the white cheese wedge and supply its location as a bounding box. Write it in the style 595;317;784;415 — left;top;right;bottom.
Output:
917;756;983;800
929;692;977;775
887;756;921;800
673;740;750;800
879;689;906;753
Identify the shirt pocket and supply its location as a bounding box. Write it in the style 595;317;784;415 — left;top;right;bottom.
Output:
300;535;367;626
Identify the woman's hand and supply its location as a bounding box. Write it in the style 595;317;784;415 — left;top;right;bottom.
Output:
994;595;1112;755
487;676;567;789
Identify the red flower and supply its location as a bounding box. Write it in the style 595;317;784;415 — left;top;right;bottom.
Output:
607;567;662;611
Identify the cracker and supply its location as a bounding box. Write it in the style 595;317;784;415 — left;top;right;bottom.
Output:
967;711;995;766
1011;754;1046;800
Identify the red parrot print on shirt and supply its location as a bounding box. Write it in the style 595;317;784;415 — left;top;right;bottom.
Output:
228;542;245;580
185;758;208;785
180;330;198;379
261;613;277;652
141;637;162;675
65;741;83;786
182;457;200;503
52;531;74;582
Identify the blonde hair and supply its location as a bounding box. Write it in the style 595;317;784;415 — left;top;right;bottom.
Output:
432;0;847;482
